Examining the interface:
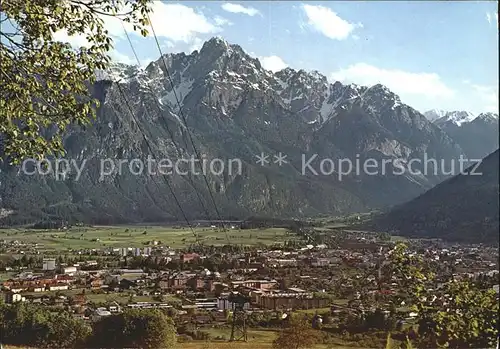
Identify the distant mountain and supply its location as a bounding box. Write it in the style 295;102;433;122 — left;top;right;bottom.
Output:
433;110;476;127
365;150;499;244
424;110;499;159
446;113;499;160
423;109;447;123
0;37;466;225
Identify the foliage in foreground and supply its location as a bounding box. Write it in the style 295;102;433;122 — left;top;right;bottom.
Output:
1;0;151;164
0;302;90;348
387;243;499;348
272;316;321;349
0;303;176;348
90;308;177;349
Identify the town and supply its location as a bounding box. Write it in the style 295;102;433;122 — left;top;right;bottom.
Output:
1;221;498;348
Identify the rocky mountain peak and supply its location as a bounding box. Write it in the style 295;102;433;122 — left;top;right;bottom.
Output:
475;112;499;124
434;110;476;127
200;36;230;53
3;36;478;227
428;109;498;159
423;109;447;122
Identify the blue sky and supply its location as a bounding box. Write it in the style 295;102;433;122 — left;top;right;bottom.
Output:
58;1;499;114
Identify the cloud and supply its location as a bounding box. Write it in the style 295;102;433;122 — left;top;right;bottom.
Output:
330;63;455;98
54;3;226;47
486;12;498;28
142;3;223;42
470;83;499;113
52;30;89;47
108;50;153;67
259;55;288;72
164;40;175;49
301;4;361;40
221;3;261;17
188;37;204;53
214;16;233;26
109;50;135;65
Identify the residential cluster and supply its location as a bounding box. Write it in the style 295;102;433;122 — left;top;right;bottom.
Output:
1;234;498;331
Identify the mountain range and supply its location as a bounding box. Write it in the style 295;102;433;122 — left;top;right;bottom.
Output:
0;37;497;229
365;149;499;243
424;110;499;159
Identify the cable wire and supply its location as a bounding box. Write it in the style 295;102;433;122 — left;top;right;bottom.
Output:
146;13;229;239
120;21;214;230
114;80;198;240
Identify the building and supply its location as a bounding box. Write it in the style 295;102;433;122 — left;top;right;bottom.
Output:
42;258;56;271
134;248;141;257
217;296;250;311
89;278;104;289
63;266;77;275
167;273;193;290
180;253;199;263
310;258;331;267
254;292;329;310
194;298;218;310
268;259;297;267
5;291;25;304
230;279;278;291
91;307;112;322
48;284;69;291
187;277;206;291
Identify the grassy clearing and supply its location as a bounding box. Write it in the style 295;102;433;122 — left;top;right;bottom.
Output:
3;327;368;349
4;344;364;349
18;287;180;305
0;272;17;281
0;226;291;251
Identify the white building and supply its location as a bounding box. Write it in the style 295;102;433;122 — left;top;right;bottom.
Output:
217;297;250;311
48;285;69;291
91;307;112;322
5;292;25;303
42;258;56;271
63;266;77;275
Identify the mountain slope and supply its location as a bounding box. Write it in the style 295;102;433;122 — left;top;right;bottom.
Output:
365;150;499;243
424;110;499;159
433;110;476;127
438;112;499;160
0;37;467;225
423;109;446;122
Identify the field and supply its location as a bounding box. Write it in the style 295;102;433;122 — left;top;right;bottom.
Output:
4;343;364;349
0;225;293;252
2;326;366;348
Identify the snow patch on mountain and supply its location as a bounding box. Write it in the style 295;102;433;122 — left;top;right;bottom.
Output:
319;94;334;123
474;112;499;124
423;109;447;122
434;111;476;127
159;77;194;111
97;37;424;130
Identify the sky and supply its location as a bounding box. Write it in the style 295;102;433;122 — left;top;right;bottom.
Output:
56;1;499;115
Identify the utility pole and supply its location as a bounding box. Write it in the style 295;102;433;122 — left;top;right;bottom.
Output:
229;292;250;342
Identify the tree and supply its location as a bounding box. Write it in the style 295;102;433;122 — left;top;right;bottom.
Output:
0;303;91;348
1;0;152;164
272;317;321;349
388;243;499;348
377;232;391;242
91;308;176;349
416;279;498;348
